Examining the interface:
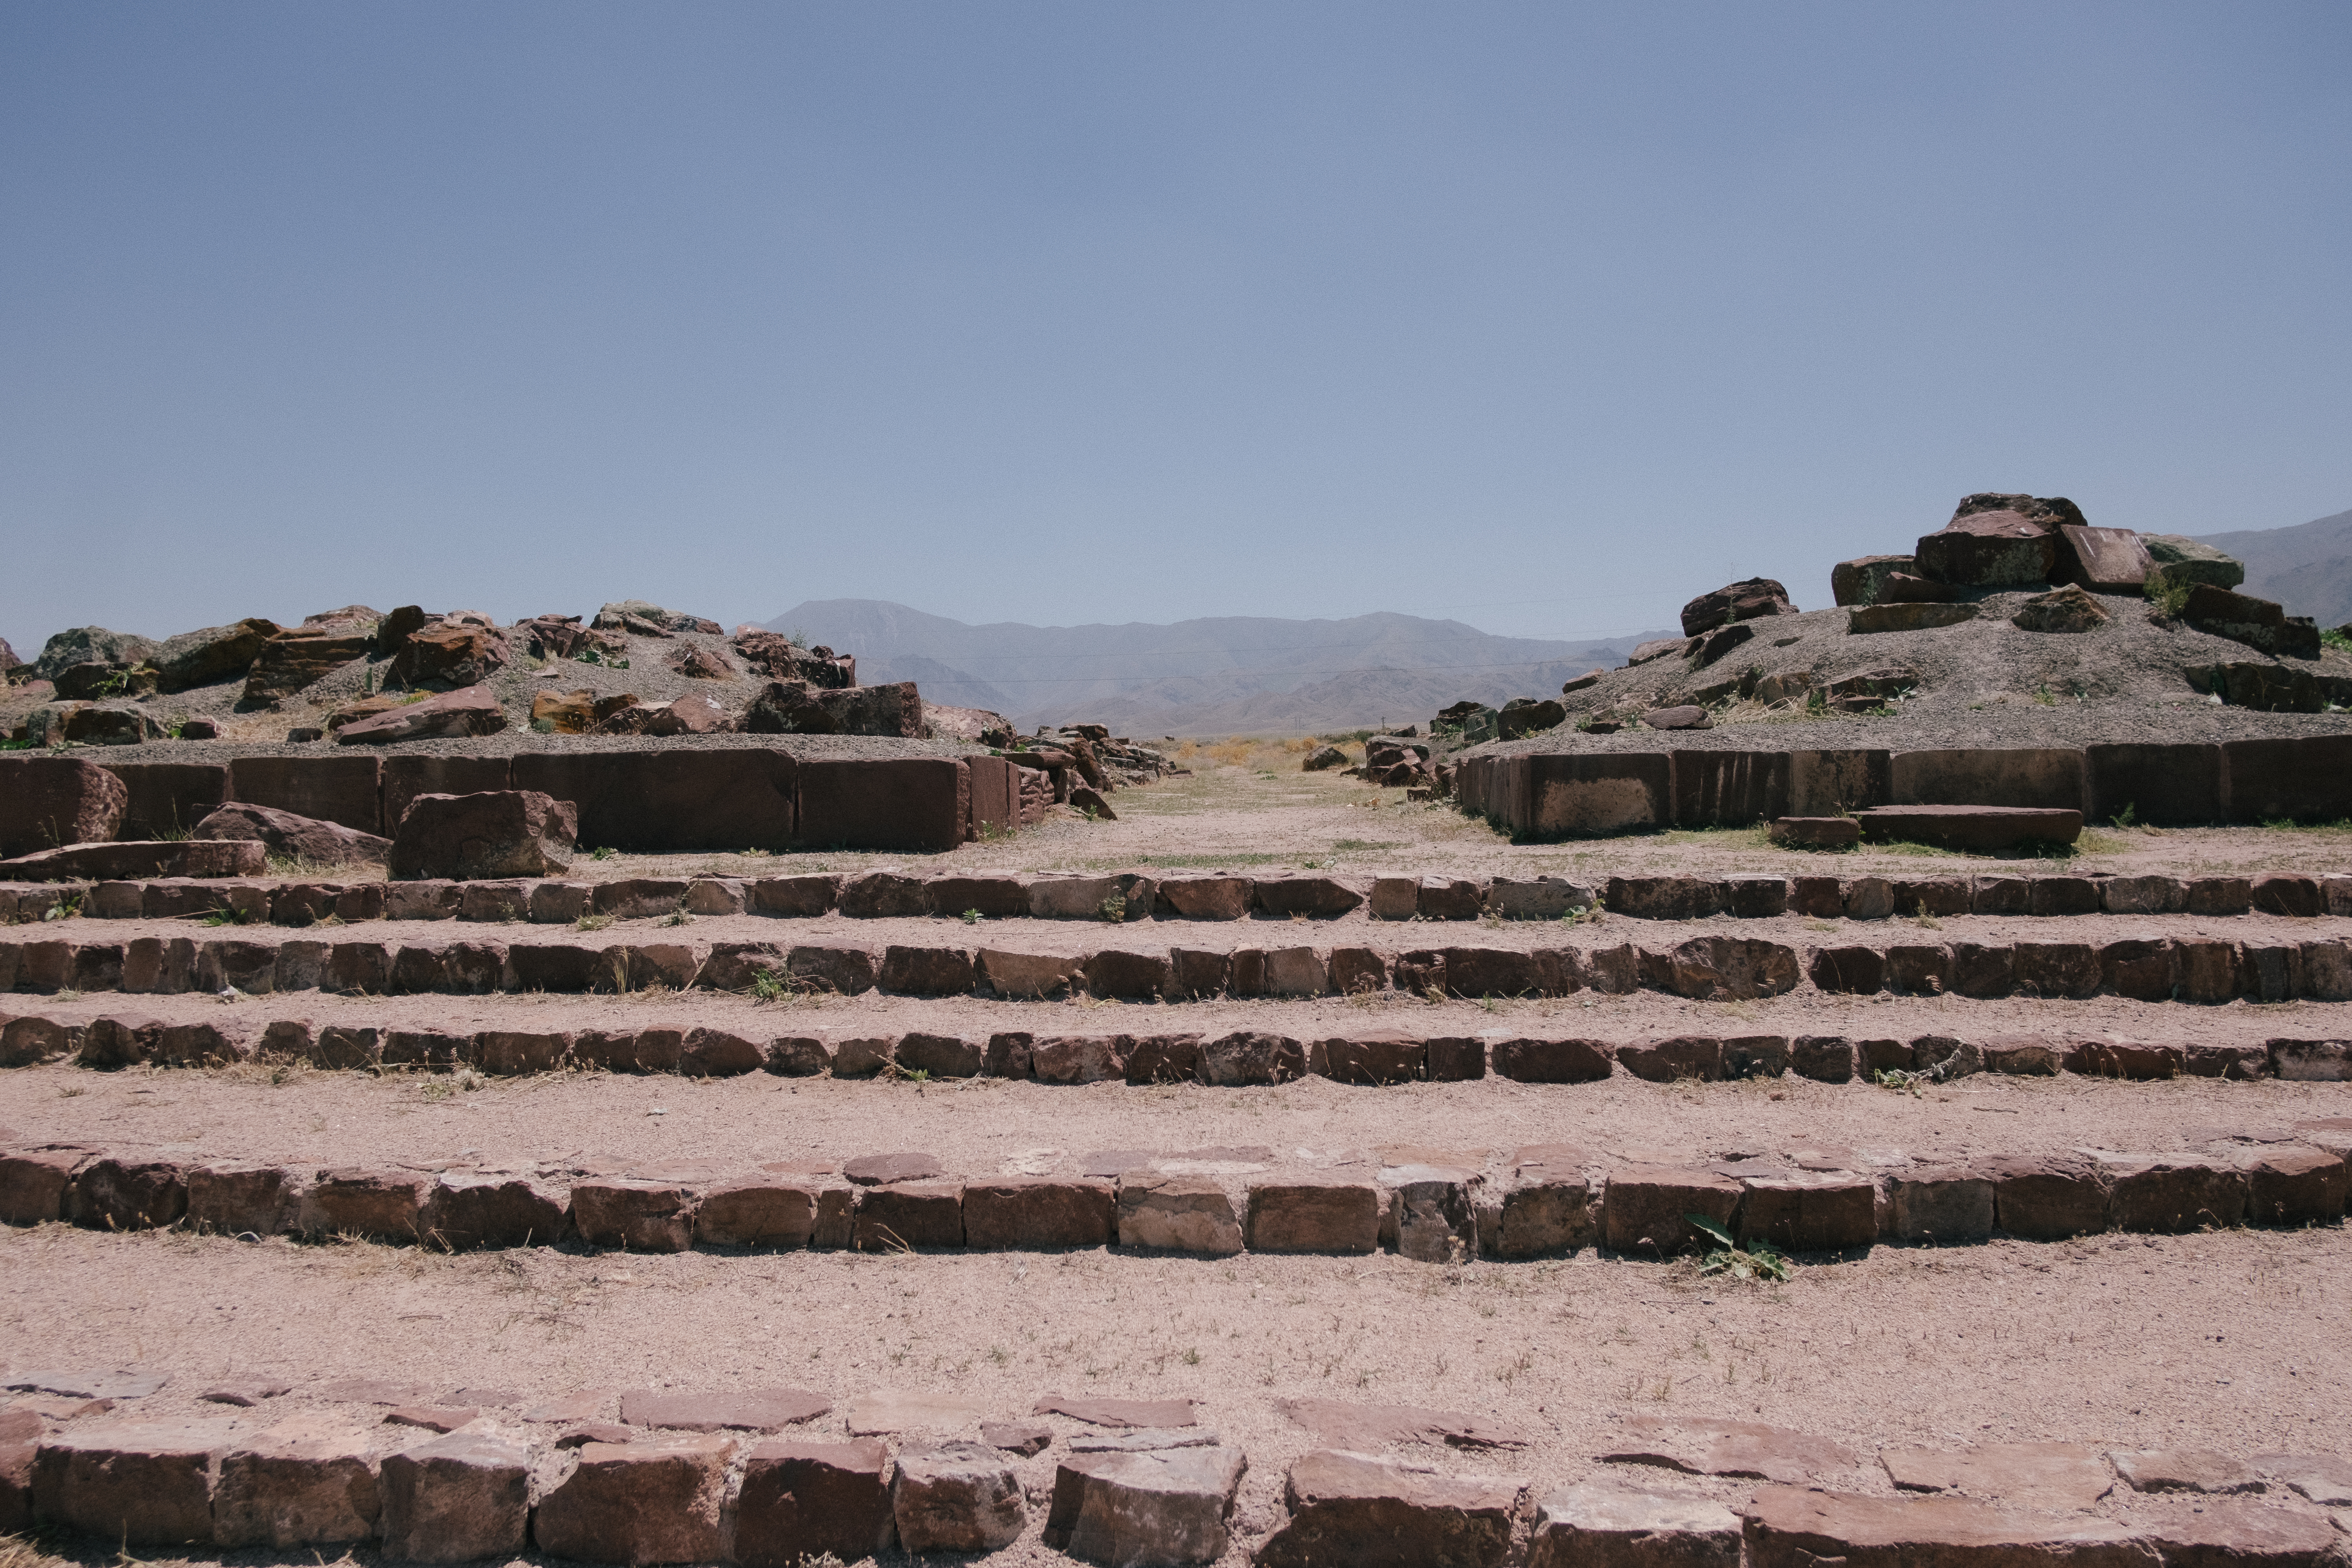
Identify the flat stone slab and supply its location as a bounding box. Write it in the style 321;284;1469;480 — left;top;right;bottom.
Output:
845;1389;996;1435
1044;1444;1247;1566
2253;1453;2352;1506
1069;1426;1221;1454
0;840;264;882
843;1151;944;1185
1743;1485;2149;1568
1880;1442;2116;1509
1035;1394;1199;1429
2111;1448;2264;1494
1532;1482;1742;1568
1601;1416;1859;1485
617;1387;830;1432
1276;1397;1528;1451
1855;805;2082;851
6;1367;170;1400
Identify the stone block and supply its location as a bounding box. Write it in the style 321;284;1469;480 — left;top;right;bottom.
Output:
1742;1485;2156;1568
799;757;965;851
963;1178;1115;1249
534;1435;734;1566
1117;1175;1243;1254
878;944;974;994
226;755;383;835
376;1429;529;1561
1313;1031;1424;1085
1604;1166;1742;1254
514;748;799;853
1738;1174;1875;1251
1424;1035;1488;1080
1846;602;1982;633
2225;736;2352;823
1368;876;1419;919
570;1180;696;1252
748;874;838;916
1487;875;1597;920
2098;1155;2246;1233
1607;876;1727;920
2086;743;2223;826
2101;938;2180;1000
980;948;1082;999
31;1416;238;1544
1619;1036;1724;1083
1490;1036;1613;1083
1527;1482;1742;1568
299;1167;430;1241
1247;1179;1379;1254
1526;752;1671;837
1495;1165;1595;1258
735;1439;897;1568
1257;1448;1524;1568
617;1388;831;1433
1885;1168;1994;1243
1664;936;1800;998
836;870;930;917
1981;1154;2105;1239
855;1181;964;1250
1123;1032;1200;1084
1893;749;2092;812
893;1440;1025;1553
213;1416;381;1548
2065;1039;2184;1079
1199;1030;1304;1085
101;761;230;841
1043;1444;1246;1566
692;1179;818;1248
0;756;129;856
1789;1036;1855;1082
2013;941;2100;998
1032;1034;1128;1084
1253;875;1363;918
1808;947;1886;994
473;1029;571;1075
927;874;1029;918
1671;749;1790;828
1442;946;1540;998
2239;1147;2349;1224
431;1172;564;1250
1156;876;1251;919
1086;949;1176;999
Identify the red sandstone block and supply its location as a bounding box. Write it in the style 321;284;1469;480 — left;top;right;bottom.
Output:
962;1178;1116;1249
855;1181;964;1250
1603;1167;1741;1254
514;748;798;853
33;1416;239;1544
798;757;964;852
227;755;383;834
736;1439;897;1568
572;1180;697;1252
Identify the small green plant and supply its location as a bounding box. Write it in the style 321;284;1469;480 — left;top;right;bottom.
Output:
2110;800;2139;828
750;967;789;1002
2262;816;2299;830
2033;682;2057;706
661;905;693;928
590;846;618;861
960;907;983;926
1097;891;1127;922
49;890;84;920
2145;574;2193;620
200;904;253;927
1910;901;1942;930
2323;626;2352;653
1873;1067;1924;1095
786;626;812;648
575;912;613;932
1687;1214;1792;1281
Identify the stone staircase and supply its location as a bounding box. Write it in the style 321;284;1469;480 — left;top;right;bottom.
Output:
6;859;2352;1566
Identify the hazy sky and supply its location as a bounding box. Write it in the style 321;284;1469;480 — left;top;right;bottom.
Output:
5;2;2348;661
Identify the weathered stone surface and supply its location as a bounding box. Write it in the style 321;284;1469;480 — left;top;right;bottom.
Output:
336;684;510;745
1683;578;1795;637
387;790;574;880
31;1416;237;1544
1739;1173;1875;1251
1036;1395;1199;1429
430;1172;564;1250
1916;497;2072;586
1606;1416;1858;1485
1157;875;1252;920
745;679;924;738
570;1180;696;1252
1603;1167;1742;1255
1857;804;2081;851
388;619;511;691
2011;583;2111;633
0;839;264;882
1980;1154;2106;1239
1116;1174;1243;1254
2251;1453;2352;1506
2132;1498;2337;1568
842;1390;993;1436
1886;1168;1995;1243
963;1178;1115;1249
1254;875;1365;918
1276;1398;1526;1452
2110;1449;2261;1495
618;1388;830;1433
1665;936;1801;1000
243;629;374;702
1643;704;1712;730
535;1434;734;1565
1529;1482;1743;1568
1199;1030;1305;1085
2240;1147;2350;1224
855;1180;964;1249
1258;1448;1525;1568
2146;534;2245;590
735;1439;897;1568
198;800;390;866
0;757;129;856
893;1439;1025;1553
2052;525;2154;592
1490;1036;1613;1083
213;1415;381;1548
1880;1442;2116;1509
1246;1178;1379;1253
1044;1444;1247;1566
2097;1154;2246;1232
1742;1485;2154;1568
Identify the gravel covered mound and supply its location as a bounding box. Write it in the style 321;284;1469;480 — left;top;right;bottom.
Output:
1481;588;2352;755
65;729;983;763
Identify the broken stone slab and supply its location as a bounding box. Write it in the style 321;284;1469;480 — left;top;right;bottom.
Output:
1742;1485;2154;1568
0;840;265;882
535;1435;735;1565
982;1421;1054;1455
1528;1481;1742;1568
1603;1416;1860;1485
1116;1174;1244;1254
2133;1496;2339;1568
2011;583;2112;633
196;801;390;866
1769;817;1860;849
1256;1448;1527;1568
734;1438;897;1568
1848;602;1982;633
1880;1441;2118;1510
892;1439;1026;1553
2252;1453;2352;1507
616;1387;830;1433
6;1368;171;1401
1069;1428;1220;1454
1035;1394;1199;1429
335;684;509;745
2111;1448;2264;1495
1275;1398;1528;1451
388;790;575;880
1043;1444;1248;1566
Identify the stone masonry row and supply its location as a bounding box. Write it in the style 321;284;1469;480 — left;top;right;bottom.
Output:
6;1116;2348;1258
8;1008;2352;1085
7;866;2347;926
11;1386;2347;1568
13;927;2352;1006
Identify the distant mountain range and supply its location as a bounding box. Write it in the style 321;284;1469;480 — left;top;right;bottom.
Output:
764;599;1670;736
2194;506;2352;629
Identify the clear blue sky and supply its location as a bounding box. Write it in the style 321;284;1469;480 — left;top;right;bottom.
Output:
4;2;2347;660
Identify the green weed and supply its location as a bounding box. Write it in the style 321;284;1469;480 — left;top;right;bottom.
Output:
1687;1214;1792;1281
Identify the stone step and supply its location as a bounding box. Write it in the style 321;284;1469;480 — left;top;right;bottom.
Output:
6;866;2343;921
9;999;2351;1084
7;1112;2347;1255
6;1369;2346;1564
11;918;2352;1005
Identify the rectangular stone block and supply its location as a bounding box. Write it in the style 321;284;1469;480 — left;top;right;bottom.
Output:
228;755;384;834
378;1430;530;1564
749;874;839;916
694;1179;818;1248
1603;1166;1741;1254
33;1417;239;1544
1526;753;1671;837
1490;1037;1612;1083
99;761;229;841
797;757;964;851
214;1416;381;1548
1671;749;1789;827
2085;743;2223;826
1313;1031;1425;1085
1786;749;1891;815
1886;1168;1994;1243
736;1439;897;1568
1889;748;2085;811
512;748;799;852
2098;1155;2246;1233
1245;1179;1379;1254
1116;1174;1243;1254
855;1181;964;1250
962;1178;1115;1249
2224;735;2352;823
1739;1174;1875;1252
1982;1155;2106;1239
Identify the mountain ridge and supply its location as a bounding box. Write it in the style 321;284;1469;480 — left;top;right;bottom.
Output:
2192;507;2352;629
764;598;1669;735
